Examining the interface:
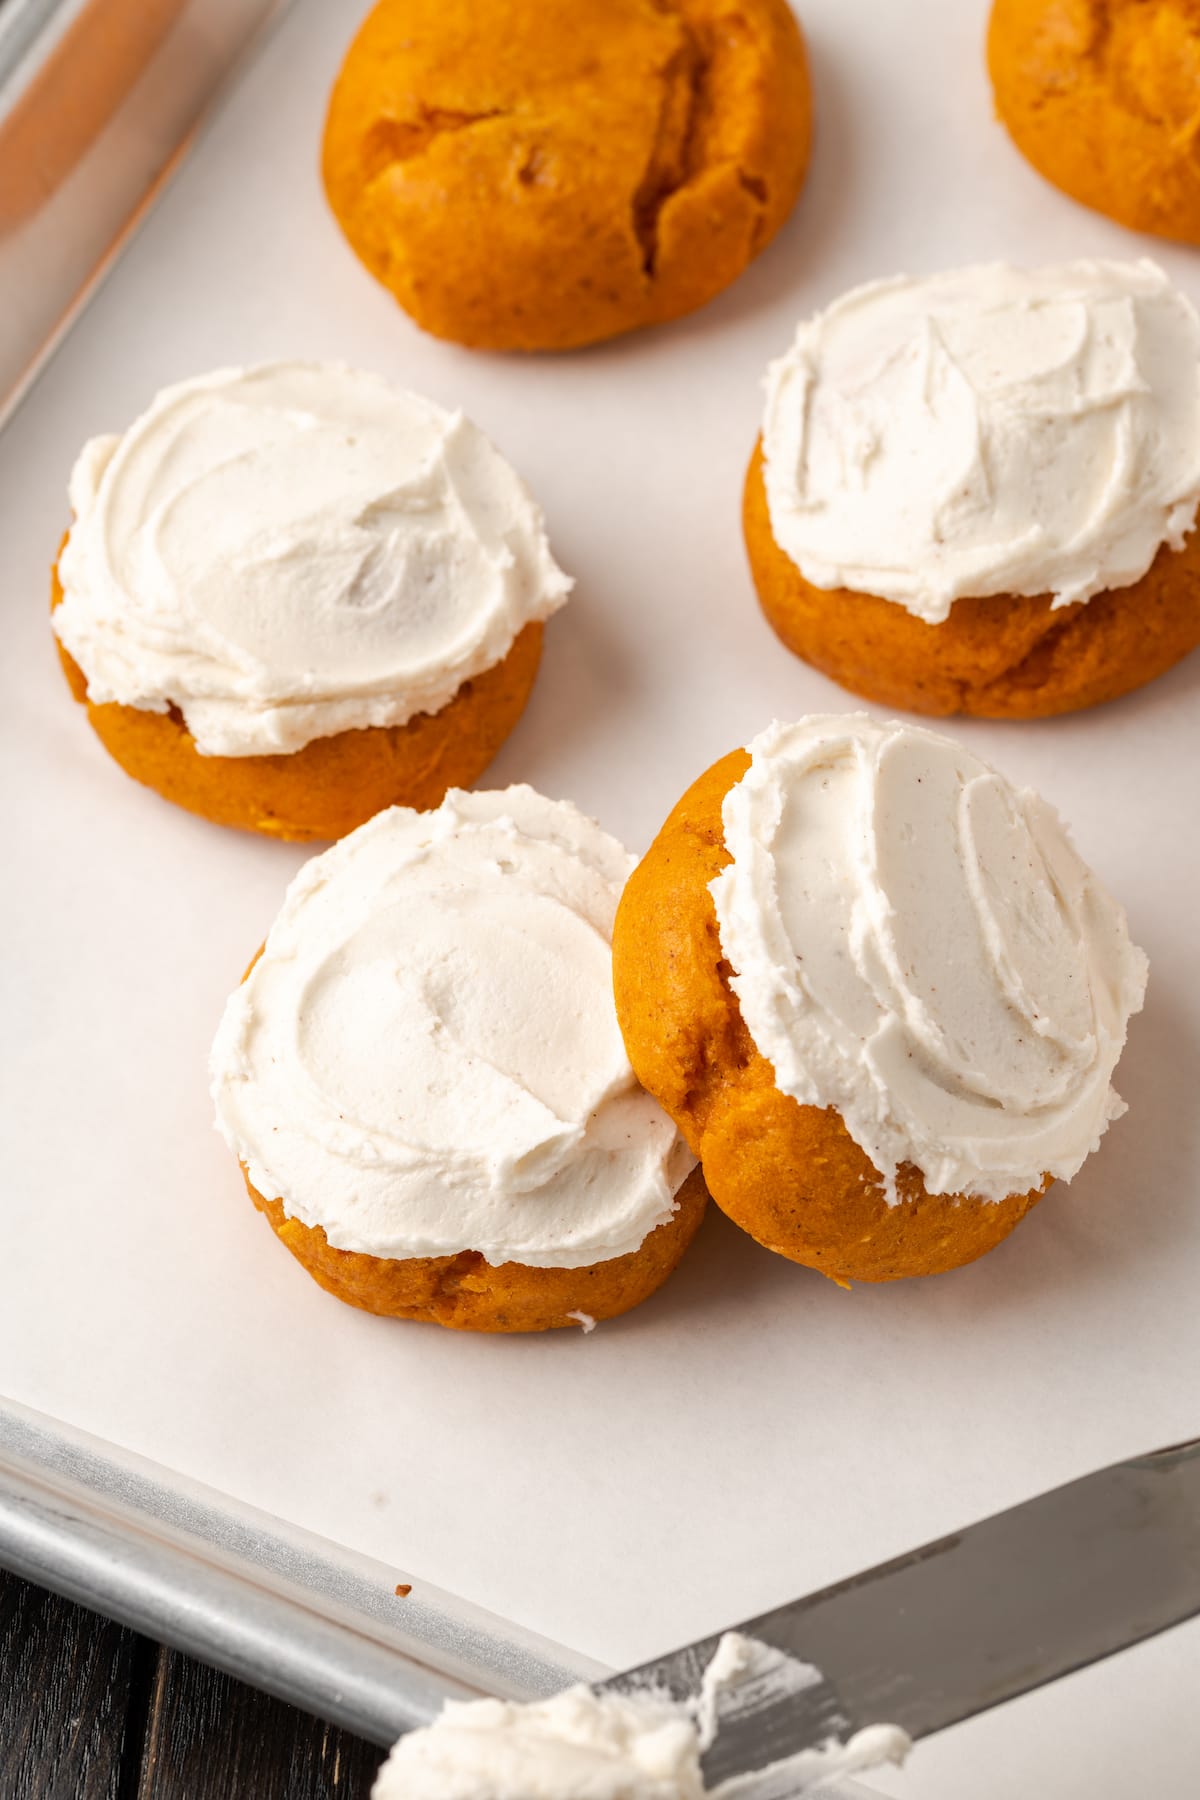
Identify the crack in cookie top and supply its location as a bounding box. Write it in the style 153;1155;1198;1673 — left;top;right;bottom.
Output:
762;260;1200;622
54;363;571;756
709;717;1148;1202
211;787;693;1268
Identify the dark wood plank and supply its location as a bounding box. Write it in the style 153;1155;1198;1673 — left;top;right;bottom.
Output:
0;1566;150;1800
136;1646;382;1800
0;1569;388;1798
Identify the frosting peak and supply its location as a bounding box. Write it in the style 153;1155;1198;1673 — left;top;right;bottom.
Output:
210;787;692;1268
371;1633;910;1800
54;363;571;756
763;259;1200;621
373;1687;703;1800
709;717;1148;1203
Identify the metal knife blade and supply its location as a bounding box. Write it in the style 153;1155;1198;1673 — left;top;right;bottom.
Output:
601;1438;1200;1790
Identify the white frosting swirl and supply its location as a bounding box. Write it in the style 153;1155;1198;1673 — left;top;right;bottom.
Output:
372;1687;704;1800
709;717;1148;1203
210;787;692;1268
371;1634;909;1800
54;364;571;756
763;259;1200;622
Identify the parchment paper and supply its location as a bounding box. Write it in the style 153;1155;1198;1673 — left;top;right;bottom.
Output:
2;2;1197;1793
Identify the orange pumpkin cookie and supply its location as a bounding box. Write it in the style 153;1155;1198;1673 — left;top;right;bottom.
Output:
211;788;704;1332
745;441;1200;718
749;262;1200;718
612;718;1147;1284
244;1167;708;1333
988;0;1200;242
53;561;542;843
322;0;812;351
50;364;569;840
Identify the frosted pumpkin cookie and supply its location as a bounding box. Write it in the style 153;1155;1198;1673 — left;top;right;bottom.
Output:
988;0;1200;243
612;716;1148;1285
321;0;812;352
211;786;703;1331
746;260;1200;717
51;364;570;840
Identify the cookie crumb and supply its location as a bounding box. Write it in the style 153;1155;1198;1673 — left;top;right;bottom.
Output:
394;1583;412;1598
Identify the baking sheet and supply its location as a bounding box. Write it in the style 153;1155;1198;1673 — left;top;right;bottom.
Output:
2;0;1198;1793
0;1395;605;1738
0;0;288;425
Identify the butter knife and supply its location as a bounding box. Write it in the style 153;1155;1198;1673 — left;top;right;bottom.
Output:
603;1437;1200;1792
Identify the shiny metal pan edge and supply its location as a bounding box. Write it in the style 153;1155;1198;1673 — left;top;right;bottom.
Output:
0;1398;884;1793
0;0;294;431
0;1392;605;1743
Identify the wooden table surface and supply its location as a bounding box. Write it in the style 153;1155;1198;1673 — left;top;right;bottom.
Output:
0;1566;385;1798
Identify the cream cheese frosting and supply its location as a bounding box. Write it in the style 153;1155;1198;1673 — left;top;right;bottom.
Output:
709;717;1148;1203
371;1634;910;1800
54;363;571;756
762;259;1200;622
210;786;693;1268
372;1686;705;1800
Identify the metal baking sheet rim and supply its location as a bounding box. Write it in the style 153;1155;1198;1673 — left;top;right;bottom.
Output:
0;1397;881;1797
0;0;295;430
0;1391;606;1739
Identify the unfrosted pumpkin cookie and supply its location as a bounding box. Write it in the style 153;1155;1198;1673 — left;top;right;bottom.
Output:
612;716;1148;1285
211;786;704;1332
746;260;1200;717
988;0;1200;242
321;0;812;351
51;364;569;840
